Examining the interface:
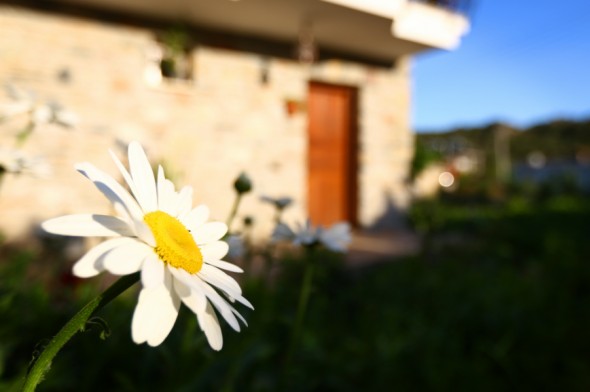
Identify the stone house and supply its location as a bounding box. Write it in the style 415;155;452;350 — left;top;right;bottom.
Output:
0;0;469;241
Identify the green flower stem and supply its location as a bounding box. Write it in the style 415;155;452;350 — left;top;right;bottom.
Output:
274;209;283;224
22;272;140;392
226;193;243;231
281;250;316;381
16;122;35;147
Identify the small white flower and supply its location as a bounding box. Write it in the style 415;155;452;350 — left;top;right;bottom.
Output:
50;103;79;128
31;102;79;128
292;220;318;246
0;147;51;177
42;142;252;350
318;222;352;253
0;84;78;128
32;105;53;126
272;220;352;252
272;220;317;246
0;148;22;173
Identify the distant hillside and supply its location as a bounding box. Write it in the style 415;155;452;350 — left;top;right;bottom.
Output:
511;119;590;161
416;118;590;162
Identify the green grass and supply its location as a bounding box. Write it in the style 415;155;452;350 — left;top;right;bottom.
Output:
1;196;590;391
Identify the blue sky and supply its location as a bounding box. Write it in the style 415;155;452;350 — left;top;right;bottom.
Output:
412;0;590;132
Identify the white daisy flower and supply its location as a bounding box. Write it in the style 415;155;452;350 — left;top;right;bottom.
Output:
0;147;51;178
318;222;352;253
41;142;252;350
0;148;23;173
0;84;78;128
272;220;317;246
272;220;352;252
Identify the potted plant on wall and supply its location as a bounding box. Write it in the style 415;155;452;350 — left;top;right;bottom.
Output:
284;97;306;116
159;26;192;79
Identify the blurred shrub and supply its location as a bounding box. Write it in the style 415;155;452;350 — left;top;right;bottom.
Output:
410;139;444;180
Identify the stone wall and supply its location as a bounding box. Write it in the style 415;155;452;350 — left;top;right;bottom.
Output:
0;5;414;242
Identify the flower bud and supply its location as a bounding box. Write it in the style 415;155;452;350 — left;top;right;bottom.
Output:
233;172;252;194
243;216;254;227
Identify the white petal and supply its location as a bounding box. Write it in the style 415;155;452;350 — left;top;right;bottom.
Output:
230;306;248;327
168;266;200;291
200;241;229;260
196;302;223;351
197;280;243;331
128;142;157;213
102;239;151;275
131;271;180;347
157;166;177;215
72;238;131;277
156;166;170;212
32;105;52;125
223;290;254;311
42;214;133;237
109;149;139;205
182;204;210;230
198;264;242;296
135;220;156;248
0;101;31;117
141;253;164;289
204;259;243;273
54;108;78;127
192;222;228;245
168;267;242;331
319;222;351;252
191;267;253;311
294;220;318;245
329;222;351;234
174;279;207;313
75;163;144;224
176;186;193;218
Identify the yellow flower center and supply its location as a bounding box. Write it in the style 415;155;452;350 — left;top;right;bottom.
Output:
144;211;203;274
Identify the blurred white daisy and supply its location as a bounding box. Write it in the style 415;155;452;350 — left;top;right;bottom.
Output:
318;222;352;253
272;220;352;252
42;142;251;350
0;84;78;128
0;147;51;178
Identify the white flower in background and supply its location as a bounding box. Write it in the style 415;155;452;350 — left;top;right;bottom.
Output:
0;147;51;177
260;195;293;210
42;142;252;350
272;220;352;252
271;220;315;246
29;101;79;128
0;148;22;173
0;100;31;119
0;84;78;128
318;222;352;253
48;102;79;128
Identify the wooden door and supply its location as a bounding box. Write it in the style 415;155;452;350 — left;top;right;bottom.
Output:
307;81;358;227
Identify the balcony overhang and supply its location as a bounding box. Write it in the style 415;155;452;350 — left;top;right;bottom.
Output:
324;0;470;50
21;0;469;63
